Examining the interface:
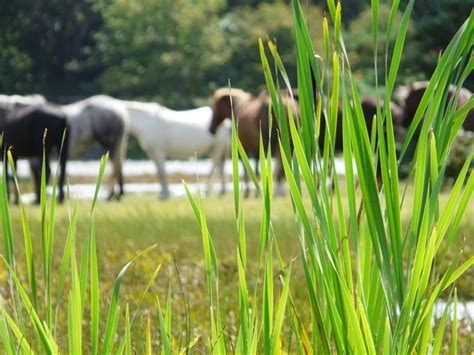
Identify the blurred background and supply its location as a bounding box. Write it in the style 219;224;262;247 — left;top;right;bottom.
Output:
1;0;472;157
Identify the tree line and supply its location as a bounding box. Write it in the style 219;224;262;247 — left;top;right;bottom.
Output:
1;0;471;108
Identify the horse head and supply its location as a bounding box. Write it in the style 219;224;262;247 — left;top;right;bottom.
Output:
210;91;233;135
209;88;254;135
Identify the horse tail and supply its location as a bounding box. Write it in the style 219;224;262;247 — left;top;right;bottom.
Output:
111;111;130;196
58;121;70;202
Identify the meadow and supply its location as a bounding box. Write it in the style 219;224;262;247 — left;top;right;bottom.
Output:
1;181;473;352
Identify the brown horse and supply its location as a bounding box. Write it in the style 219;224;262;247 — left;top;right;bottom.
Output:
298;94;404;151
396;81;473;132
360;96;405;143
302;94;404;184
210;88;299;197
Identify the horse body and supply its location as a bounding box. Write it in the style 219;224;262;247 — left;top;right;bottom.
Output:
122;100;230;199
62;95;130;198
0;105;69;203
124;102;216;157
210;88;299;196
396;81;473;131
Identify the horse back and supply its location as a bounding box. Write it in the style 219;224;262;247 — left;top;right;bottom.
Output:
401;83;473;131
2;105;68;158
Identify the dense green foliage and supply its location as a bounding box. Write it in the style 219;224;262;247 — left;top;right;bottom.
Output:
1;0;472;106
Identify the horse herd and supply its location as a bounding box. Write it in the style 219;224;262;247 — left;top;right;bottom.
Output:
0;81;472;204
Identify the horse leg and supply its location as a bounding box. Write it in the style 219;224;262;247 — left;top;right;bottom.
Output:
11;158;21;204
29;158;42;204
273;151;285;197
115;129;128;198
254;156;260;198
274;162;285;197
58;136;69;203
3;158;11;203
36;156;52;205
108;150;124;200
218;154;226;196
152;151;170;200
108;128;128;200
242;160;250;199
6;158;19;204
205;162;216;197
106;152;116;201
207;142;227;197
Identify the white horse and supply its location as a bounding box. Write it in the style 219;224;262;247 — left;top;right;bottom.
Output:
119;99;231;199
62;95;130;199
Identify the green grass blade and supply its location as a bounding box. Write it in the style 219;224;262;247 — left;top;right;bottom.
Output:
451;290;457;355
81;154;109;312
55;200;78;333
0;307;34;354
157;297;171;354
271;267;291;354
125;304;131;355
432;296;451;354
7;151;38;311
1;257;58;353
146;316;152;355
68;247;82;355
101;244;157;354
91;220;100;355
385;0;413;97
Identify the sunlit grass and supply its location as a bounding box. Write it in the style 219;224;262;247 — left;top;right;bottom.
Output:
0;189;471;352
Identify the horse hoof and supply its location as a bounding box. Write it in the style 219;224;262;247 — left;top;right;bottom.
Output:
159;191;170;200
273;189;285;198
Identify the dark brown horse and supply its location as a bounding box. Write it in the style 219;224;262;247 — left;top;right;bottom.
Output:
210;88;299;197
297;93;404;152
302;94;404;184
396;81;473;132
0;105;69;204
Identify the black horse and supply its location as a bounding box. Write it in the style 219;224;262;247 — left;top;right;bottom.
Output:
0;105;69;204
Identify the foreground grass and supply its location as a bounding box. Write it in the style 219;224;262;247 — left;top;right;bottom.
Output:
1;188;472;352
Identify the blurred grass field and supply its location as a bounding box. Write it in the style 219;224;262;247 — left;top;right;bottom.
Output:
1;181;472;352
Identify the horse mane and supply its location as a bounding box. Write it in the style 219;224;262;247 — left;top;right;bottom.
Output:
212;88;253;108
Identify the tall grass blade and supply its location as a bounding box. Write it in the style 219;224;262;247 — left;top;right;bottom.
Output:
157;297;171;354
7;150;38;311
101;244;157;354
91;221;100;355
